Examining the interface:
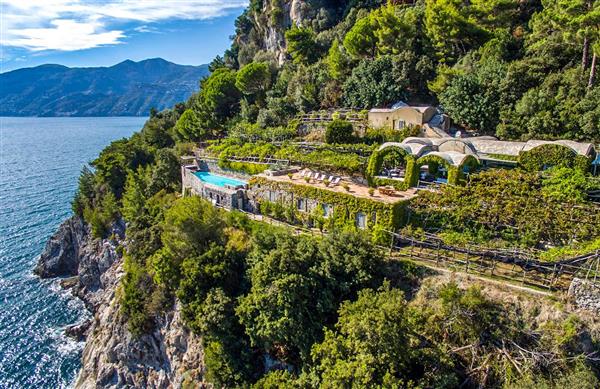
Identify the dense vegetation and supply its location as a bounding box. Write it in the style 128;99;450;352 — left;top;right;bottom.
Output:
69;0;600;387
185;0;600;143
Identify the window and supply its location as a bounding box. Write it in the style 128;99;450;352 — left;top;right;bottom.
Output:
297;198;306;212
355;212;366;229
322;203;332;218
269;190;277;202
397;120;405;129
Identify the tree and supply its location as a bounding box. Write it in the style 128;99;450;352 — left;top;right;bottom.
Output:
200;68;241;126
424;0;490;63
174;109;205;141
147;149;180;195
438;60;507;133
325;119;354;144
236;231;382;362
121;168;147;223
343;15;377;58
72;165;95;216
342;56;406;108
285;26;319;64
235;62;272;96
310;284;457;388
326;39;349;80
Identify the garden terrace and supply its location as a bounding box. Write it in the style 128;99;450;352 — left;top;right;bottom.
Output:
254;170;417;205
202;141;370;175
246;171;415;237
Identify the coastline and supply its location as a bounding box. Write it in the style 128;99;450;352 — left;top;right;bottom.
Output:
36;217;206;388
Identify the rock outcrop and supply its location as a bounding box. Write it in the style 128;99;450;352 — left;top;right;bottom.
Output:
36;216;205;388
569;277;600;315
77;301;204;388
34;216;87;278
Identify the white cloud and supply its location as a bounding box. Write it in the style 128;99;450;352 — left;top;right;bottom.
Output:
0;0;248;52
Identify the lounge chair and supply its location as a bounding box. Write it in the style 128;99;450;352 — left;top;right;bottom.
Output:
300;169;310;177
331;177;341;185
327;175;335;182
317;173;326;181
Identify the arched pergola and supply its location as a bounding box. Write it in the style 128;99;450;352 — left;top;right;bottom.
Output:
366;143;421;189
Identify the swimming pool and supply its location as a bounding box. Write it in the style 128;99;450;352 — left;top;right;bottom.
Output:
194;171;247;188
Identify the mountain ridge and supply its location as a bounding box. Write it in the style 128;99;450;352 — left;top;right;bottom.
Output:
0;58;210;117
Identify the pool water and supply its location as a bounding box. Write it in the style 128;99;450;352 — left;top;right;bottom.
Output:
194;171;247;188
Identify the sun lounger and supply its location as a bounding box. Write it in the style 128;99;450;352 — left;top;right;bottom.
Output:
331;177;341;185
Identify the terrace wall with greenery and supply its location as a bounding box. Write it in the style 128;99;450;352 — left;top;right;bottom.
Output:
206;139;371;175
249;176;406;242
518;144;592;173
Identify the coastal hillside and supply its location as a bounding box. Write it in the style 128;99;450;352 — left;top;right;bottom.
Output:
0;58;209;117
37;0;600;388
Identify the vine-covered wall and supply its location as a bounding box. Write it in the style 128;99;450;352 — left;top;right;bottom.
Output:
518;144;592;172
248;177;407;242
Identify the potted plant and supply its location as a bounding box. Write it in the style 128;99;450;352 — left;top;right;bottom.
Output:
287;172;293;180
304;176;311;183
368;188;375;196
342;183;350;192
323;178;330;187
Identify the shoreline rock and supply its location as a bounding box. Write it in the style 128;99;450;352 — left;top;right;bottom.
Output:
34;216;87;278
36;216;206;388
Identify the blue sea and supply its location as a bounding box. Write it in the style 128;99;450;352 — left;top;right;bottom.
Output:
0;117;146;388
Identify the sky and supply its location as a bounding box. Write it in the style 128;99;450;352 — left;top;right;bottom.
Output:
0;0;248;73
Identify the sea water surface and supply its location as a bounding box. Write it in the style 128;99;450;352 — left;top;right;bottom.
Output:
0;117;146;388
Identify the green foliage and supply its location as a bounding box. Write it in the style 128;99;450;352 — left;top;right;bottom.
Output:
174;109;206;141
409;169;600;250
199;68;241;128
250;176;406;237
325;119;354;144
326;39;349;80
424;0;491;63
285;26;320;64
236;231;383;361
72;165;95;216
342;55;405;108
207;140;367;174
542;167;600;203
438;59;507;133
363;125;421;144
366;146;419;190
219;160;269;175
518;144;590;172
236;62;272;96
310;283;458;388
343;3;414;59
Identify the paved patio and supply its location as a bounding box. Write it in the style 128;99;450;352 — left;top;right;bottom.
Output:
259;171;418;204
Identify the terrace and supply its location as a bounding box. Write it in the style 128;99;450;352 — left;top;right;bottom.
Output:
256;169;417;205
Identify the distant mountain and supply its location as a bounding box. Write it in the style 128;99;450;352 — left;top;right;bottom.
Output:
0;58;210;117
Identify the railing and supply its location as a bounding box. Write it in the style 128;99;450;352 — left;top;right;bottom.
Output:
386;231;600;291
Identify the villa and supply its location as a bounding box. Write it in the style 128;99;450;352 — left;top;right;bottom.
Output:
368;101;451;138
181;136;596;234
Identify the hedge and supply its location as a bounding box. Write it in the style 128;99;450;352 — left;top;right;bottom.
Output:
218;160;268;175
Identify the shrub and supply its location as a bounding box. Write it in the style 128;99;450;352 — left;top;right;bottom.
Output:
325;119;354;144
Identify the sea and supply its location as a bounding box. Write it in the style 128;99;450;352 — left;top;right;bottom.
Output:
0;116;146;388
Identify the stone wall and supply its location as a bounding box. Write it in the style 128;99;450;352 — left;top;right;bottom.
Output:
568;277;600;315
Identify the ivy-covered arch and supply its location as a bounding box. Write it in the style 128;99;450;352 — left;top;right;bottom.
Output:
366;145;419;190
518;144;591;172
455;154;480;185
416;153;455;183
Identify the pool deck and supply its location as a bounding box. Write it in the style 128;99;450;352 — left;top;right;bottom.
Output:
256;172;417;204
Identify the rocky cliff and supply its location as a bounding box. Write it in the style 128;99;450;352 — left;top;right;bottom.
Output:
36;217;205;388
